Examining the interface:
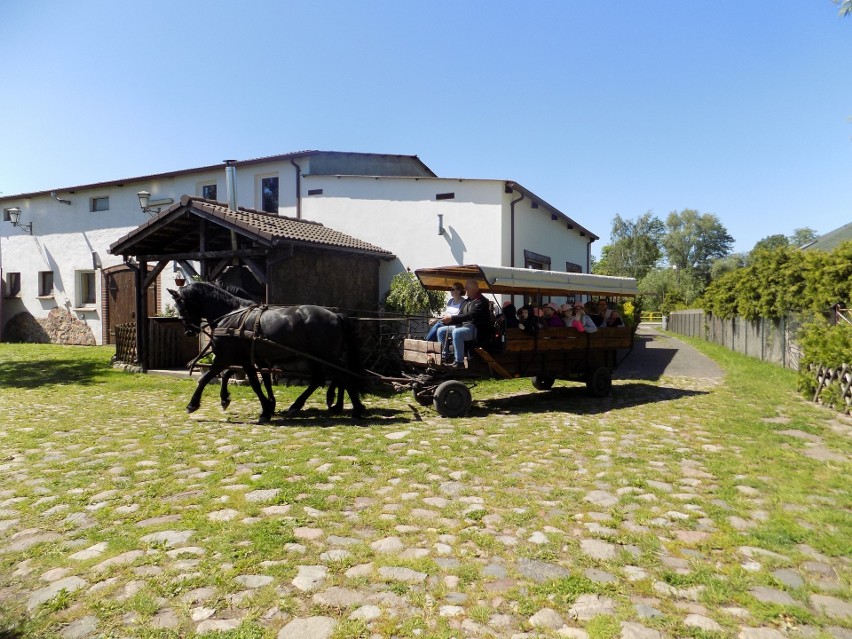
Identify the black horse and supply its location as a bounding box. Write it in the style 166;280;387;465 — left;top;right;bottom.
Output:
168;282;366;422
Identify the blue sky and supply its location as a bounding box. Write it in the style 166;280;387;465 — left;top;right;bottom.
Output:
1;1;849;258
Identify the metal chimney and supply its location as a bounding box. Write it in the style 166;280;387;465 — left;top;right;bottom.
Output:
224;160;239;253
224;160;238;210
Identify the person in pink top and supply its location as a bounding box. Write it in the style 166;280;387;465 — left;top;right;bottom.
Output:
541;302;565;327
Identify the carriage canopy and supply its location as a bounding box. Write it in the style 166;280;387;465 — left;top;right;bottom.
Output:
414;264;639;298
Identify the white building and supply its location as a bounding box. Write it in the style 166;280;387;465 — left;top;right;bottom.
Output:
0;151;598;345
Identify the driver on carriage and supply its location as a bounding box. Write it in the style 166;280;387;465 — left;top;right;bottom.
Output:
436;278;492;369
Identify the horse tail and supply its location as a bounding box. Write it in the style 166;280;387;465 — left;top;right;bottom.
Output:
340;314;365;393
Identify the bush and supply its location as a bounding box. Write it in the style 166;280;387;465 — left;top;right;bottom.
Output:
383;271;447;315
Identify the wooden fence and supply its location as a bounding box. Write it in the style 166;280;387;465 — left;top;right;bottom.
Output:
113;319;199;369
808;363;852;411
667;310;803;370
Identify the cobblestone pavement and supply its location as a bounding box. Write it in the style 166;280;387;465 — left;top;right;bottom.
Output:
0;339;850;638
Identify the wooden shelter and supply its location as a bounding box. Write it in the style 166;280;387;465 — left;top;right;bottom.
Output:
109;195;394;370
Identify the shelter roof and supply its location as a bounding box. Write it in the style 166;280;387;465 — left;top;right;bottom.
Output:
109;195;395;259
415;264;638;297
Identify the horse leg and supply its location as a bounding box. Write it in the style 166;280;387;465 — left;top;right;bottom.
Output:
261;370;276;414
286;366;323;416
326;379;345;414
345;380;367;419
220;369;233;409
188;358;227;413
241;364;274;423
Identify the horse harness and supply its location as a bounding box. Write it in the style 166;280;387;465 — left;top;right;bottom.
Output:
203;304;360;380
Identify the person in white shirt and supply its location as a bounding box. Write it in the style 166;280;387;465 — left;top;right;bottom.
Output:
424;282;465;341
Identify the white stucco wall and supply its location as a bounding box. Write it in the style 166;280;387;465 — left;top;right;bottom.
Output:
1;159;597;343
299;176;506;294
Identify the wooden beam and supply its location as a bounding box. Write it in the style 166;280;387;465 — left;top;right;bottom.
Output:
143;260;169;289
134;248;269;262
242;255;268;286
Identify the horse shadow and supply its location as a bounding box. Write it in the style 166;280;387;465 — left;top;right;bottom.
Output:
266;406;412;428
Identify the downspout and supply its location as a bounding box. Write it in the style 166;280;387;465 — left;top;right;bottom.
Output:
508;185;524;268
587;239;593;273
290;159;302;220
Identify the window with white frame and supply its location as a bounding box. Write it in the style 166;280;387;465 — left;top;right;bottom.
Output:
91;197;109;212
4;272;21;297
260;175;279;213
77;270;97;307
38;271;54;297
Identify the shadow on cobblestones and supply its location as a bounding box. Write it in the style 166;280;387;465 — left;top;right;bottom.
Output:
473;382;708;416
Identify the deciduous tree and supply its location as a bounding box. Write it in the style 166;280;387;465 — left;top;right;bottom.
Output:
662;209;733;283
594;212;664;280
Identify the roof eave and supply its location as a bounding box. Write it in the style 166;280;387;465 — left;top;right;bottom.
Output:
505;181;599;242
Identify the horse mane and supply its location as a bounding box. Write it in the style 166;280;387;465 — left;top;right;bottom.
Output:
182;281;254;308
212;281;262;304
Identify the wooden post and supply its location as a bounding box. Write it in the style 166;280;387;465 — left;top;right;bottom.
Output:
136;259;149;372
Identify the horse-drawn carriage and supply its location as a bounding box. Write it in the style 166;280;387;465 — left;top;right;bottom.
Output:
398;264;639;417
167;264;638;422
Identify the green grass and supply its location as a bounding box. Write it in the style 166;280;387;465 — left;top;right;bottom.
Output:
0;342;849;638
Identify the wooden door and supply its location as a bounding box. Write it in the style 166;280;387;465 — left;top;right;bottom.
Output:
103;265;157;344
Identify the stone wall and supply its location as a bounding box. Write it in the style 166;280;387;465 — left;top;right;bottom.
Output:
3;308;96;345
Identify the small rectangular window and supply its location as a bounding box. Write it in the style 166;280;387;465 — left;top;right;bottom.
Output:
566;262;582;274
307;188;323;196
91;197;109;212
261;176;279;213
3;208;13;222
436;192;455;200
38;271;54;296
5;272;21;297
78;271;96;306
202;184;217;200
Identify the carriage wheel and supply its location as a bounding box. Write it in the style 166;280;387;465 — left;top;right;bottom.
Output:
586;367;612;397
411;382;434;407
433;380;472;418
531;375;555;391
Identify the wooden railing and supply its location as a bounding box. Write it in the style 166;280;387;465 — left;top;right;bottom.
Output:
640;312;663;323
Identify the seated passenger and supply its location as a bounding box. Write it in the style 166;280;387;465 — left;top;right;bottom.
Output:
569;302;598;333
559;303;574;326
436;279;492;368
502;301;519;329
424;281;465;341
590;299;611;328
603;310;625;328
541;302;565;327
516;305;537;334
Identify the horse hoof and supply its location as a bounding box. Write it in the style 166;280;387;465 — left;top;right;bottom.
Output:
258;414;271;424
221;399;231;410
186;404;199;414
328;405;343;414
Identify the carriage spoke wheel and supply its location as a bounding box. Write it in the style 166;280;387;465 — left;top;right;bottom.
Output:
433;380;472;418
531;375;555;391
586;367;612;397
411;382;434;407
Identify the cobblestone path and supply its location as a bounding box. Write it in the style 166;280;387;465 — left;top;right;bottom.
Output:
0;346;849;638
